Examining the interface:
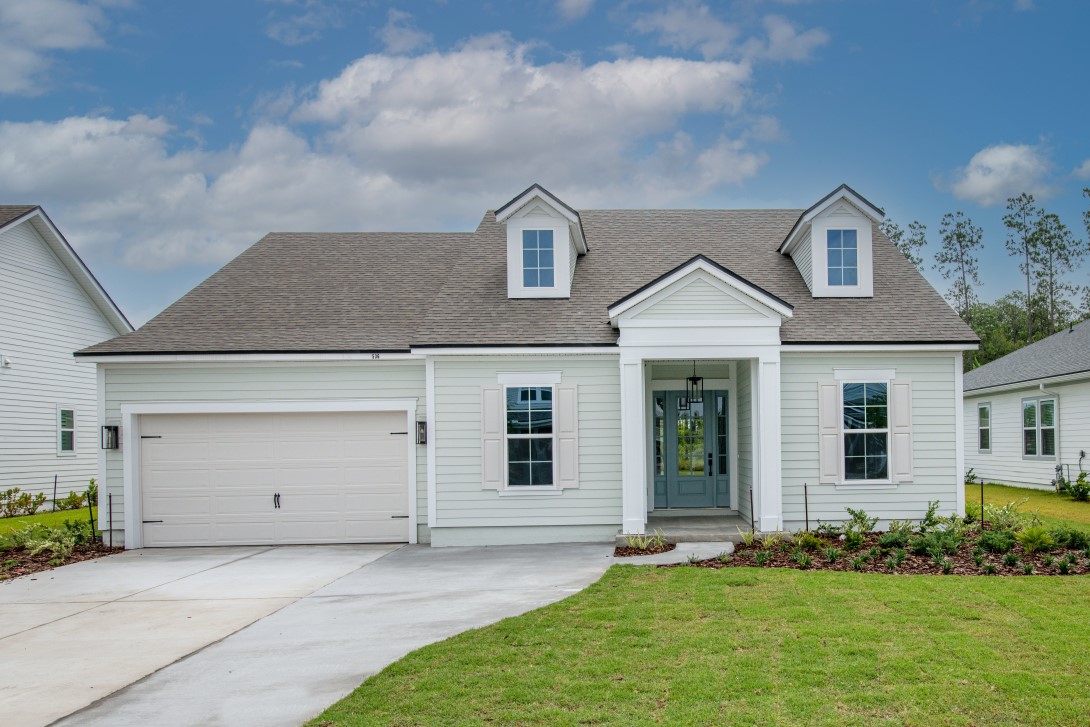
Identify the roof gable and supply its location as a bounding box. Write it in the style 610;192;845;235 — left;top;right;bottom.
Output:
779;184;885;255
494;183;588;254
609;255;793;326
0;208;131;335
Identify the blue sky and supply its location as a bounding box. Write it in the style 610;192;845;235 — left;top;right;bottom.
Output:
0;0;1087;325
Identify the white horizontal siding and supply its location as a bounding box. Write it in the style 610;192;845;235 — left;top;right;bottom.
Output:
780;352;960;526
433;355;621;529
634;279;762;320
0;221;119;498
964;377;1090;488
101;361;427;533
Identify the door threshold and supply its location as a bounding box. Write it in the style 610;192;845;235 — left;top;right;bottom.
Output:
649;508;737;518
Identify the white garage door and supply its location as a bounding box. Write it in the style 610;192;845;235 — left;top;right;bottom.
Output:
139;411;410;547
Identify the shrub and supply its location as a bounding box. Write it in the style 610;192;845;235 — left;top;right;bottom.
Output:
1016;526;1055;555
755;550;770;567
972;554;985;567
55;491;86;511
919;500;942;533
823;546;843;563
1049;527;1090;551
686;554;702;565
1042;555;1055;567
941;559;953;574
1057;557;1071;575
815;521;842;538
843;531;865;552
793;531;824;552
885;556;897;571
86;479;98;507
792;549;813;568
910;530;962;557
979;529;1016;554
878;531;909;550
1062;472;1090;502
887;519;916;536
716;551;732;563
758;532;782;550
736;527;757;547
850;556;866;571
6;519;94;566
624;529;665;550
867;546;882;560
1022;562;1034;575
982;500;1030;531
965;468;979;486
844;507;879;534
983;563;997;575
1003;553;1019;567
893;548;907;566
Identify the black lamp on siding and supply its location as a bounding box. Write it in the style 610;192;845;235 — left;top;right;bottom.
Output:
101;425;119;450
686;361;703;406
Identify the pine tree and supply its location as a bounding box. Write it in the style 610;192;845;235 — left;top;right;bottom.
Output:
1032;212;1083;335
879;218;927;272
1002;193;1040;343
935;212;984;367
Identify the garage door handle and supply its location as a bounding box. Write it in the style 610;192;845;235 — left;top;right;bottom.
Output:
142;520;163;524
274;493;280;509
141;435;162;439
390;515;409;519
389;431;408;435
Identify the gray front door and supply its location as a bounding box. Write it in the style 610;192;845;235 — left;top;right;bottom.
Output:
653;391;730;509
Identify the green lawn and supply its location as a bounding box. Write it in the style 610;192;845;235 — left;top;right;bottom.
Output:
967;482;1090;533
0;507;98;537
312;566;1090;726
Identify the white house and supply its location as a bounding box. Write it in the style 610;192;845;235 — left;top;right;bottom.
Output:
0;206;132;502
964;320;1090;489
78;184;977;548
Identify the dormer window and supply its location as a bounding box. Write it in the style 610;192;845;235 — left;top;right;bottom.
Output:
826;229;858;286
522;230;555;288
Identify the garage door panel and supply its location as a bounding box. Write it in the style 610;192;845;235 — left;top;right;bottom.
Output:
140;411;410;547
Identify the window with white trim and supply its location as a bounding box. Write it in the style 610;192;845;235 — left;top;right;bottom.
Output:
827;229;858;286
58;407;75;454
842;382;888;481
522;230;555;288
505;386;554;486
1022;397;1056;459
977;403;991;453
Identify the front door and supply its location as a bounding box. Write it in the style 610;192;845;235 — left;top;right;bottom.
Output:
653;391;730;509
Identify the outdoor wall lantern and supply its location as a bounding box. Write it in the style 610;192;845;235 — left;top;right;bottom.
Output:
686;361;704;406
101;425;120;450
416;420;428;445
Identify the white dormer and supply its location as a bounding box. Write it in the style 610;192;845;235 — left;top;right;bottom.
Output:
495;184;588;299
779;184;884;298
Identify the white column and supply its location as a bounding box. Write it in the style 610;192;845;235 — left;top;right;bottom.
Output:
620;357;647;534
953;352;966;517
757;354;783;532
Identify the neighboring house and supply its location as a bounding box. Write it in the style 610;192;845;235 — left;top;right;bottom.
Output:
0;206;132;501
78;184;977;548
964;320;1090;489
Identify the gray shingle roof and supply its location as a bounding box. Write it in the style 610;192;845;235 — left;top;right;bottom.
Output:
0;205;38;228
79;208;976;355
964;319;1090;392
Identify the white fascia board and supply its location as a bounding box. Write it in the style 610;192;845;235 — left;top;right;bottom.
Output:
81;352;424;363
120;399;418;416
608;258;793;322
411;347;618;356
15;210;134;334
963;370;1090;397
781;343;978;352
782;190;885;256
495;188;579;226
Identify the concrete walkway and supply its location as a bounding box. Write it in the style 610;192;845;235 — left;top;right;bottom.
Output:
54;543;614;727
0;544;395;726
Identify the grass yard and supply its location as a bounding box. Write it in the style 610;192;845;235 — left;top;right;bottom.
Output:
967;482;1090;533
0;507;99;537
312;566;1090;726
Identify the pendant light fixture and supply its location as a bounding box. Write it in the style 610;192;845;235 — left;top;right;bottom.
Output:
686;360;703;406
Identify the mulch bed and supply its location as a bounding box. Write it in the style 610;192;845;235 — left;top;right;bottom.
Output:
668;528;1090;576
614;543;677;558
0;543;120;581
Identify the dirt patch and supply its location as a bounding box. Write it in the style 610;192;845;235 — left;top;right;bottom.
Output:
614;543;677;558
670;529;1090;576
1;543;120;581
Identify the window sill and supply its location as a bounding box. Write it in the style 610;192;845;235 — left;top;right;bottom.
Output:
1021;456;1057;462
497;487;565;497
834;482;897;491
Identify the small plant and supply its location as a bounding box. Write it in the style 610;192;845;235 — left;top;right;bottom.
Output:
755;550;770;567
1022;562;1034;575
1049;527;1090;551
845;507;879;534
624;529;666;551
815;521;843;538
892;548;907;566
984;500;1030;531
1063;472;1090;502
919;500;942;532
737;527;757;547
887;519;916;536
792;549;813;568
1016;526;1055;555
0;488;48;518
687;554;703;565
716;551;732;563
823;546;843;563
843;531;865;551
55;490;86;512
983;563;997;575
979;529;1015;554
941;559;953;574
867;546;882;560
1042;555;1055;567
972;553;985;567
1003;553;1019;567
911;530;962;557
878;531;909;550
850;556;867;571
758;532;782;550
86;479;98;507
792;530;824;552
1057;558;1072;575
965;468;979;486
885;555;897;571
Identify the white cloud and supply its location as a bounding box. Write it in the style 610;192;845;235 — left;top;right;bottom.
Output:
557;0;595;21
753;15;829;61
0;0;116;94
0;35;775;274
1073;159;1090;180
945;143;1055;206
632;0;739;59
377;9;432;54
263;0;347;46
1014;0;1035;11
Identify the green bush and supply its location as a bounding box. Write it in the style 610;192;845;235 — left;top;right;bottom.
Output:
55;491;86;511
792;549;813;568
919;500;942;532
823;546;843;563
1060;472;1090;502
1049;527;1090;551
792;530;824;552
86;479;98;507
844;507;879;534
910;530;962;557
843;531;865;551
1016;526;1055;555
878;531;909;550
1;488;47;518
981;500;1030;531
3;519;94;565
979;529;1016;554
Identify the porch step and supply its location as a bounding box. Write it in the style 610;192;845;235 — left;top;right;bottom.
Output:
617;513;750;547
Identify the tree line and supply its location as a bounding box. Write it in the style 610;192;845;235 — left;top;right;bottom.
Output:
881;189;1090;370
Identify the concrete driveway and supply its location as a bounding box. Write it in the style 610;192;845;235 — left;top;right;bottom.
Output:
1;542;612;727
